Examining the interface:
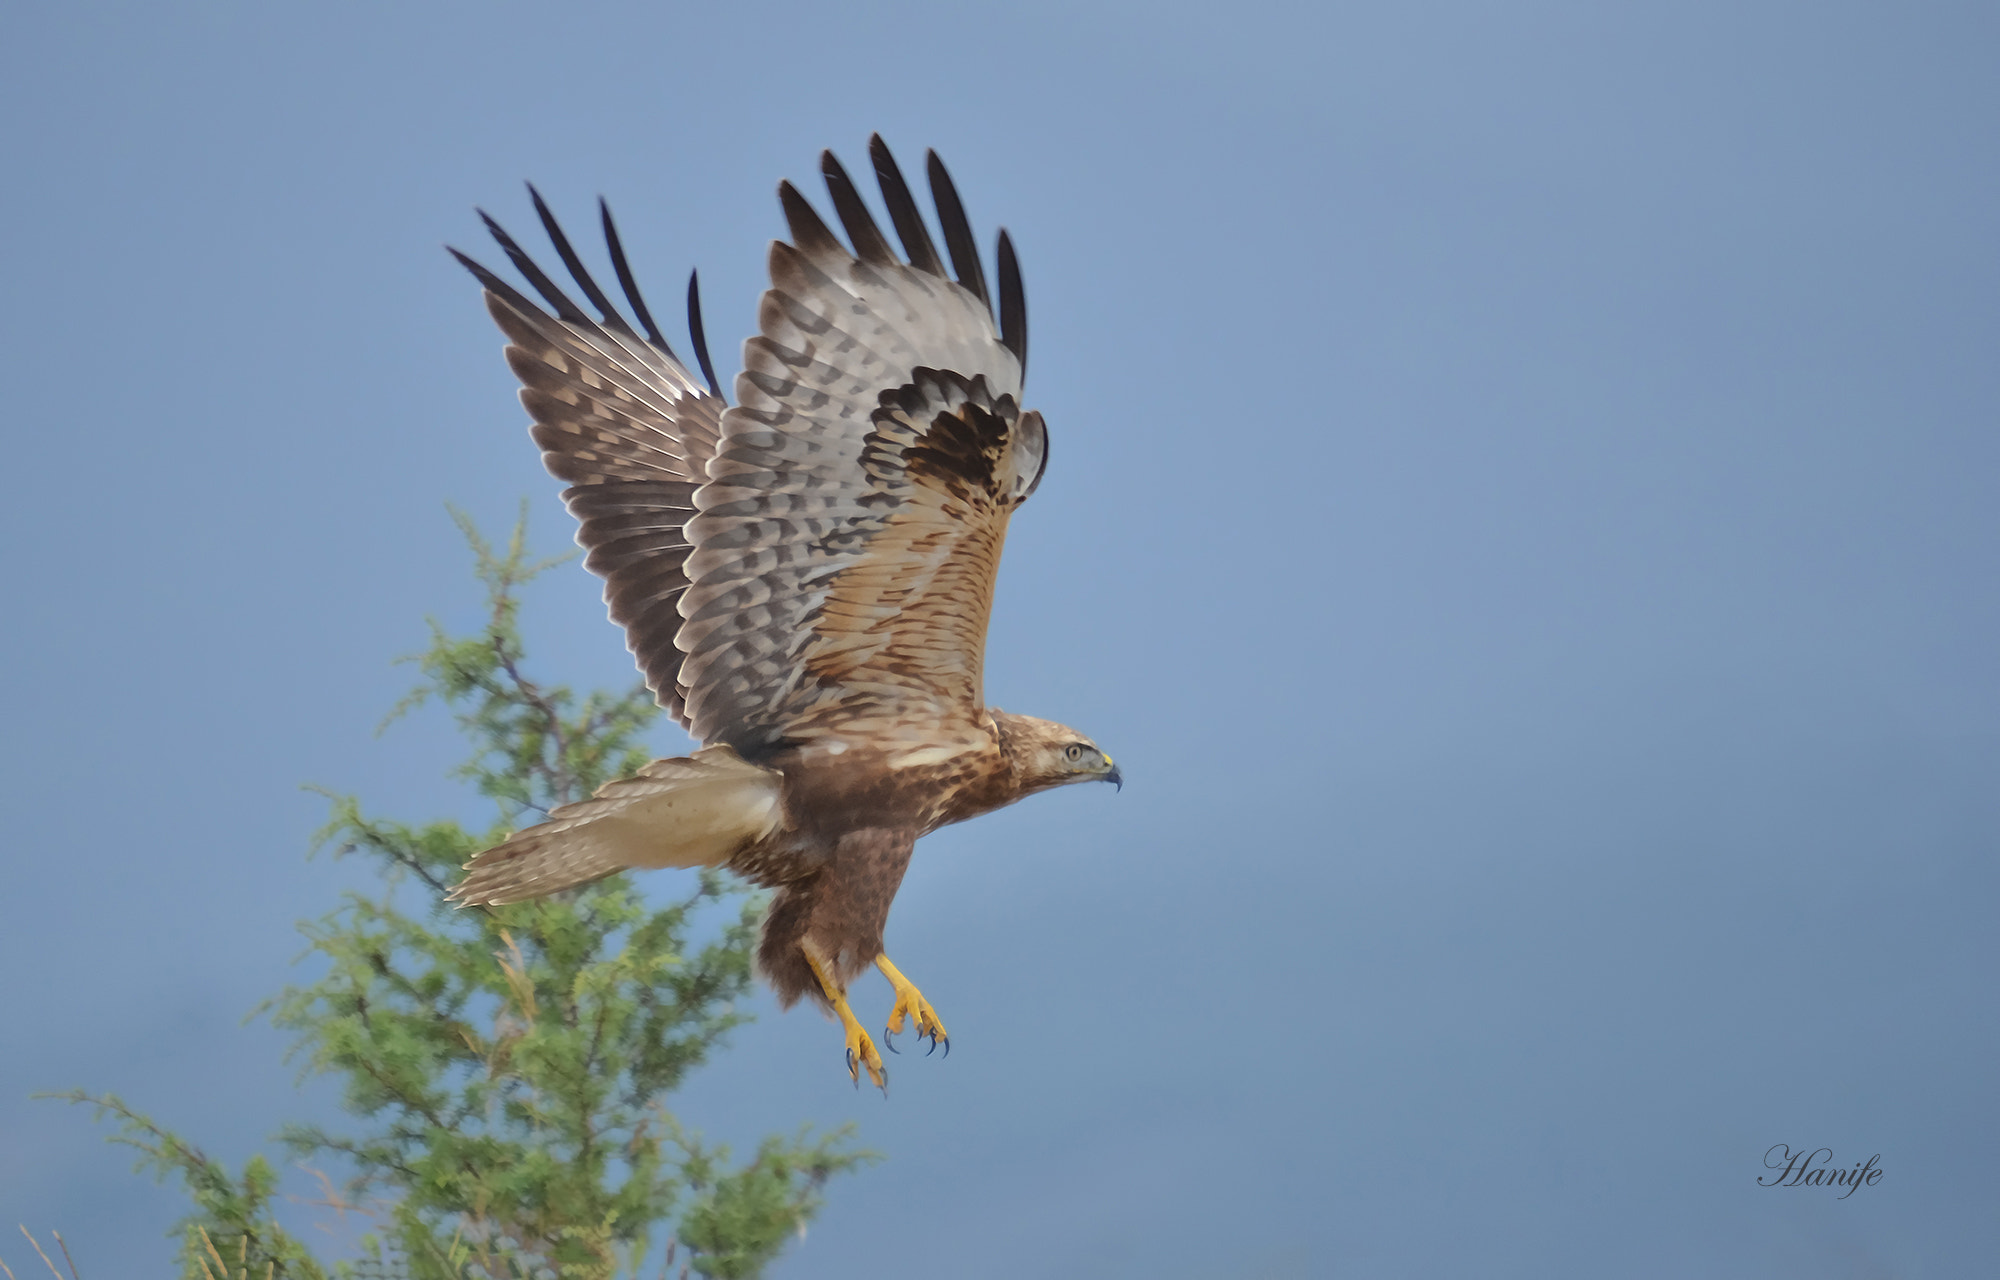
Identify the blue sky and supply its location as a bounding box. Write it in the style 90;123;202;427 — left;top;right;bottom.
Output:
3;2;1995;1275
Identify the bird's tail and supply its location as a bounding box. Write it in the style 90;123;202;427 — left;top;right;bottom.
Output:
449;746;783;906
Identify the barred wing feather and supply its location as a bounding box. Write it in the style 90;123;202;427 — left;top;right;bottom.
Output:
451;197;723;728
680;143;1047;754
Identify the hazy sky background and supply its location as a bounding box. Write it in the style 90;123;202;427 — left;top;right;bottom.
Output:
4;2;1995;1276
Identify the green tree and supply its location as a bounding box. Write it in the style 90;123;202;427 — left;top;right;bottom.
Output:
55;513;871;1280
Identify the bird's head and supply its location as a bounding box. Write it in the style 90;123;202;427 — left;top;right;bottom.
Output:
992;711;1122;794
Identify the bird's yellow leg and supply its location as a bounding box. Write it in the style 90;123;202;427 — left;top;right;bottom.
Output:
876;954;949;1053
804;944;886;1091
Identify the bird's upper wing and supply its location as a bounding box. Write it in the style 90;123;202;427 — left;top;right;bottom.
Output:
452;191;727;729
678;139;1048;756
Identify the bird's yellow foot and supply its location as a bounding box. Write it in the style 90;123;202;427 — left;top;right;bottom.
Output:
841;1010;887;1090
804;945;887;1091
876;954;949;1056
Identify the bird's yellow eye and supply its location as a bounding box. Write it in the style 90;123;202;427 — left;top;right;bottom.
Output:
1064;744;1084;763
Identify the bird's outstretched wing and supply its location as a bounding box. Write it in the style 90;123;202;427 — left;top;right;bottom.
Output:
680;138;1047;756
451;192;726;729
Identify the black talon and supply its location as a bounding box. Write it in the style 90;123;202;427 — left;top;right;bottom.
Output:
924;1033;938;1057
883;1027;901;1054
846;1047;859;1087
940;1036;951;1059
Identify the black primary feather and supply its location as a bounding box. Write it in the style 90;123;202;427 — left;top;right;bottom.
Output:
820;151;896;266
527;184;630;332
777;180;845;260
687;269;725;404
926;150;989;312
868;135;945;276
997;228;1027;377
478;210;593;325
448;245;582;343
600;199;677;357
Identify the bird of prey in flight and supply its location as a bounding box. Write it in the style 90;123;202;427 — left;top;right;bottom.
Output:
447;137;1119;1089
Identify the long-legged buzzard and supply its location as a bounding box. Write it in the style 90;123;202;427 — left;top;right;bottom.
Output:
448;138;1119;1088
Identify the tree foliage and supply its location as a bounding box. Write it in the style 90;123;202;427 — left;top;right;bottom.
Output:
58;513;871;1279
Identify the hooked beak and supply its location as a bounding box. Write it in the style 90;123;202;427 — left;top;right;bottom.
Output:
1103;762;1123;792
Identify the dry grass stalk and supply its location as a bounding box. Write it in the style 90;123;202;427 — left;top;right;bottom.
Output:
14;1228;63;1280
50;1236;79;1280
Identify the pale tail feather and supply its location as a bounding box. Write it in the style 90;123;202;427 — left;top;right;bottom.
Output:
450;746;783;905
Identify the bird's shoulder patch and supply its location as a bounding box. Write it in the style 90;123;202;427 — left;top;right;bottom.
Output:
863;368;1043;509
